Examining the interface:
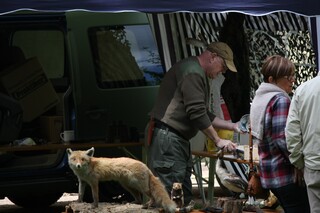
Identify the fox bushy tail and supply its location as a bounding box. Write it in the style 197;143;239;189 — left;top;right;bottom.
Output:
149;174;176;213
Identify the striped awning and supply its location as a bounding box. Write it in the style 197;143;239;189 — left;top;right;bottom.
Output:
0;0;319;16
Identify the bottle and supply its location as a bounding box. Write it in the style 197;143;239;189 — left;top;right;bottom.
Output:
206;138;218;152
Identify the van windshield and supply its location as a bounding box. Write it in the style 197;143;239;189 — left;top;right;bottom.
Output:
89;25;164;89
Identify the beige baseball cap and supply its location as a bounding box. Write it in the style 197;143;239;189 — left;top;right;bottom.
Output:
207;42;237;72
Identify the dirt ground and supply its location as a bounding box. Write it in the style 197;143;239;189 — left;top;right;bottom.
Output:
67;202;161;213
0;191;284;213
64;190;205;213
0;192;204;213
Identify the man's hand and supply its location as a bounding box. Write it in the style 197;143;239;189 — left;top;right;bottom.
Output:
216;139;237;152
294;167;305;187
233;122;245;134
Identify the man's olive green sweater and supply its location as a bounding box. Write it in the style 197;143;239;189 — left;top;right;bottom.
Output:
151;56;215;140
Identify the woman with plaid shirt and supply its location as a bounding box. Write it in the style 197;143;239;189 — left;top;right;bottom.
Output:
250;55;310;213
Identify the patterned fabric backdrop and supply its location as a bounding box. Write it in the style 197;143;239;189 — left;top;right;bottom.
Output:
244;12;318;98
149;12;318;101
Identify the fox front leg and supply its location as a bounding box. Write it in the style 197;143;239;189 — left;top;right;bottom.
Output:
90;181;99;208
78;179;86;203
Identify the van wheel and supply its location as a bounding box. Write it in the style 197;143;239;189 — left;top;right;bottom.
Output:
8;192;63;208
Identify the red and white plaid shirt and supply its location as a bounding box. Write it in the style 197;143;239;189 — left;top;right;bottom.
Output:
258;93;296;189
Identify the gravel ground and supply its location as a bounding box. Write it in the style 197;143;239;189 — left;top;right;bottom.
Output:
67;202;161;213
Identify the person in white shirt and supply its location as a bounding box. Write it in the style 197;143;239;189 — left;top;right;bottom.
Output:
285;74;320;213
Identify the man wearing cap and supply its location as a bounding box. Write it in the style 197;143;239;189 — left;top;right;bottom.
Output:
147;42;240;205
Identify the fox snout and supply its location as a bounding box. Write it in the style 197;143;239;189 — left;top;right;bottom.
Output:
69;156;88;170
72;158;87;169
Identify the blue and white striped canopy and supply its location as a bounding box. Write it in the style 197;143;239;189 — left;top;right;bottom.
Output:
1;0;319;16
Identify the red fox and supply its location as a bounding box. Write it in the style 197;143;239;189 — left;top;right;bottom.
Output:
66;147;176;212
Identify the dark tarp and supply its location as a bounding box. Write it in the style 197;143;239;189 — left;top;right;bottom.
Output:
1;0;320;16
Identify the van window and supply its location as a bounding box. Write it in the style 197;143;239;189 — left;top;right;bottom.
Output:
12;30;65;79
89;25;164;88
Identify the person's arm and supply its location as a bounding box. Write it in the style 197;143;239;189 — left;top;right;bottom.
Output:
285;93;304;169
212;116;240;133
181;73;237;151
201;125;237;152
266;96;291;156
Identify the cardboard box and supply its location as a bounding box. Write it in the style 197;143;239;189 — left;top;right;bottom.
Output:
39;116;63;143
0;57;59;122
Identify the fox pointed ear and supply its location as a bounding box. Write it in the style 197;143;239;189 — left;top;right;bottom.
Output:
86;147;94;157
66;148;72;155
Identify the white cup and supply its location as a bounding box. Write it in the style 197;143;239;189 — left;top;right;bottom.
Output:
60;130;75;143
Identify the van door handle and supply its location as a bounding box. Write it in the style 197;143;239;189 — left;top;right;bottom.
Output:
85;109;107;119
